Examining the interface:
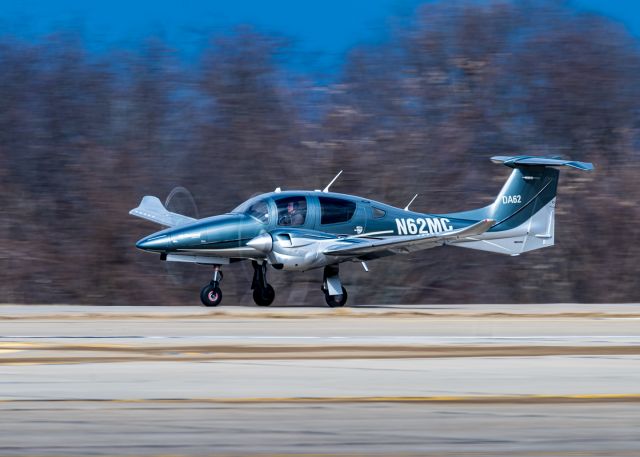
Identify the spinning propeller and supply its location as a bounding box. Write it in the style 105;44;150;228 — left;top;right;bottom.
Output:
163;186;201;286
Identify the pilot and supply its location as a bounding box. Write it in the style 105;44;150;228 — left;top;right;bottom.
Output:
287;200;305;226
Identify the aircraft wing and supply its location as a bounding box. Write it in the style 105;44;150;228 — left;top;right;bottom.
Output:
129;196;197;228
323;219;495;257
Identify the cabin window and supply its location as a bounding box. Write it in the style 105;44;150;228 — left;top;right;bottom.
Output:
319;197;356;225
372;207;386;218
275;196;307;226
245;199;270;224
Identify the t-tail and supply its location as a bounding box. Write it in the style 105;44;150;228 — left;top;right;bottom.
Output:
444;156;593;256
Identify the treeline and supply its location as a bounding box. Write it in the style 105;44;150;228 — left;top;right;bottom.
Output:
1;0;638;305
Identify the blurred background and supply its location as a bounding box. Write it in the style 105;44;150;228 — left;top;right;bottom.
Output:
0;0;638;306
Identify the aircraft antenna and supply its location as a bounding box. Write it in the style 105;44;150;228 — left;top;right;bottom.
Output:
404;194;419;211
322;170;343;193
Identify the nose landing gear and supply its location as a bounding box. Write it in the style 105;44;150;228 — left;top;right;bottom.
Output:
252;260;275;306
200;265;223;307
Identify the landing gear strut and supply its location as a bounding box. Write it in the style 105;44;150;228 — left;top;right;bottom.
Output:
322;265;348;307
200;265;223;307
252;260;275;306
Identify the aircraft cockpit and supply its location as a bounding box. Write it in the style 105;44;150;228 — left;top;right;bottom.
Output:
235;194;309;227
275;196;307;226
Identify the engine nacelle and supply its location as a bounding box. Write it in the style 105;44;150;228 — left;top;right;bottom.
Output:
247;229;337;271
269;231;331;271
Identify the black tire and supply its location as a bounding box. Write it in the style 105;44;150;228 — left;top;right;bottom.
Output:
200;284;222;307
253;284;275;306
324;287;348;307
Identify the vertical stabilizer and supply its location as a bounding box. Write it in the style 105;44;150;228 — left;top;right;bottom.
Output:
445;156;592;255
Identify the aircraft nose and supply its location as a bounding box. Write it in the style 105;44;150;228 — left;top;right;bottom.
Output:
136;234;171;251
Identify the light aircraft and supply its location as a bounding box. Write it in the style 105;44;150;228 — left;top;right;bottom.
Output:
131;156;593;307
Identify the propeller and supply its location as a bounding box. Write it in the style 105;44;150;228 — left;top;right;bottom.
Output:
164;186;201;286
165;186;199;220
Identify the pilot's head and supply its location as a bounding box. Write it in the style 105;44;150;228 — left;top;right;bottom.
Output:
287;201;298;214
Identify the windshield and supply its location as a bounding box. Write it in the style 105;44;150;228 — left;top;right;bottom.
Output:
234;197;270;224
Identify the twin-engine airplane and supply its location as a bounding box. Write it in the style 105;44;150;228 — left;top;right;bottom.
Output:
131;156;593;307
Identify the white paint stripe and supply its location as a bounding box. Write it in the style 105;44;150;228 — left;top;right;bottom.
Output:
2;335;640;341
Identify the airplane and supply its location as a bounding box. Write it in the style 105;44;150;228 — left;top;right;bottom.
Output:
131;156;593;307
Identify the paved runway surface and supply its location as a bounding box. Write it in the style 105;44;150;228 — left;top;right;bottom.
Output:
1;304;640;456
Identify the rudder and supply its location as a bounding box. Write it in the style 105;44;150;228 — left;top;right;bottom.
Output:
445;156;592;255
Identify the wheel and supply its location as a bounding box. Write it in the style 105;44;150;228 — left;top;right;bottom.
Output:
200;284;222;307
253;284;275;306
324;286;348;307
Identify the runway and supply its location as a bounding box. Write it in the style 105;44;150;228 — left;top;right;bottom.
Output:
1;304;640;456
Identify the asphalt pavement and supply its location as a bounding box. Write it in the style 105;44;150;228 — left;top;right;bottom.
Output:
1;304;639;456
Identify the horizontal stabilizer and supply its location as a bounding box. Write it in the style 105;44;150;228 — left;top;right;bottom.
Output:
129;196;197;227
324;219;495;257
491;156;594;171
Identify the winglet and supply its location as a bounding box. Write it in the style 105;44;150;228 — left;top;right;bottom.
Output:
445;218;495;240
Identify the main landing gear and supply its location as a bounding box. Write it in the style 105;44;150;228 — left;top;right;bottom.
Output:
200;265;223;307
321;264;348;307
199;262;347;308
251;260;275;306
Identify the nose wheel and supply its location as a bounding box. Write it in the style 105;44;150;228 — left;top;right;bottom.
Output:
200;266;223;307
200;284;222;307
252;261;275;306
